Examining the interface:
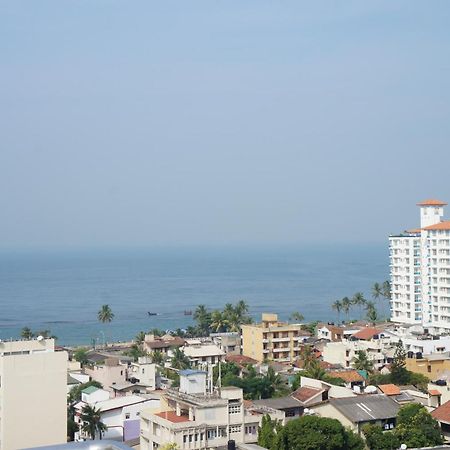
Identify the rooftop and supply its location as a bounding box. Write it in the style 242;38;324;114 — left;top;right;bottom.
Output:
291;386;324;403
378;384;401;396
329;394;400;423
252;396;303;411
327;370;364;383
432;400;450;423
95;395;149;412
183;344;225;358
82;386;99;395
423;221;450;231
155;410;191;423
417;199;447;206
351;327;382;340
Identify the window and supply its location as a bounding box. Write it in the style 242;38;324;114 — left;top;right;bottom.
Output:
229;405;241;414
229;425;241;433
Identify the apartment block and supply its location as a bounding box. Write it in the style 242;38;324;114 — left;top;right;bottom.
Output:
0;338;67;450
241;313;309;362
390;199;450;334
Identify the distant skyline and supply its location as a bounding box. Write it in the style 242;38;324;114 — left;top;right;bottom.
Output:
1;1;450;248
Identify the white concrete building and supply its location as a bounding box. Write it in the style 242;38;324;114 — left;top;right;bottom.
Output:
390;199;450;334
182;340;225;367
75;386;159;441
0;338;67;450
140;369;261;450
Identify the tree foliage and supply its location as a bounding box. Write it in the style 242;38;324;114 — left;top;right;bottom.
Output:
97;304;114;323
80;404;108;440
273;415;364;450
258;414;281;449
363;404;442;450
352;350;374;372
73;347;89;366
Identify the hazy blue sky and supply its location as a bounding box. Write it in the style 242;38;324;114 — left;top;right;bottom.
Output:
1;1;450;248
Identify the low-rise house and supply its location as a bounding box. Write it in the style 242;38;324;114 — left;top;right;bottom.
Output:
291;386;327;406
299;376;357;400
127;357;158;390
316;324;345;342
140;369;263;449
143;334;185;356
67;374;82;393
406;352;450;380
432;400;450;439
85;357;127;392
312;394;401;435
75;391;159;442
81;385;110;403
182;340;225;366
250;397;304;423
210;332;241;355
327;370;365;390
322;338;391;370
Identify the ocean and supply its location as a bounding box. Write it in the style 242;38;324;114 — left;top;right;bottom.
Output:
0;244;389;346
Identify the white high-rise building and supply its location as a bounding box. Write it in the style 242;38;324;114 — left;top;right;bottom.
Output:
390;199;450;334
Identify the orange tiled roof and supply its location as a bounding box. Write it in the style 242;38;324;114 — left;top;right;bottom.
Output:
378;384;401;396
352;327;382;340
155;411;191;423
406;228;422;234
432;400;450;423
417;199;447;206
423;221;450;231
328;370;364;383
292;386;324;402
429;389;442;396
225;354;258;366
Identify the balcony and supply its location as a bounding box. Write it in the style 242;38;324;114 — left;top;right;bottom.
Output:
271;337;291;343
272;347;290;353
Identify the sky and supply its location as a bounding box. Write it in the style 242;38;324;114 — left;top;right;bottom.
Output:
1;1;450;248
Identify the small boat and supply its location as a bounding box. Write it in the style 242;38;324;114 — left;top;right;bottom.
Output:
147;312;158;316
184;310;193;316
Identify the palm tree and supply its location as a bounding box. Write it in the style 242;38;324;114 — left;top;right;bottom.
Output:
299;345;315;371
289;312;304;322
382;280;391;300
365;301;378;325
97;304;114;323
235;299;249;318
21;327;33;340
372;282;383;302
352;350;374;372
341;297;352;322
170;348;191;370
352;292;366;319
193;304;211;334
80;404;107;440
210;310;229;333
331;300;342;323
151;350;165;365
135;331;146;346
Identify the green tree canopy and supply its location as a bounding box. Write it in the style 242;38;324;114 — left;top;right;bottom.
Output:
273;415;364;450
73;347;89;366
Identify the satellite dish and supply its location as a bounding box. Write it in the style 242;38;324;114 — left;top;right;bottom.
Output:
37;335;44;341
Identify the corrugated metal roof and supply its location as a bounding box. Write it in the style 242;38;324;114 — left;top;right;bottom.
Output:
329;394;400;423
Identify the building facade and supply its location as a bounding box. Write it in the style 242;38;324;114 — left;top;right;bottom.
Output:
390;199;450;334
241;313;309;362
0;338;67;450
140;370;261;450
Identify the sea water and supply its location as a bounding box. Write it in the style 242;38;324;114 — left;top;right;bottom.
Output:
0;244;389;345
